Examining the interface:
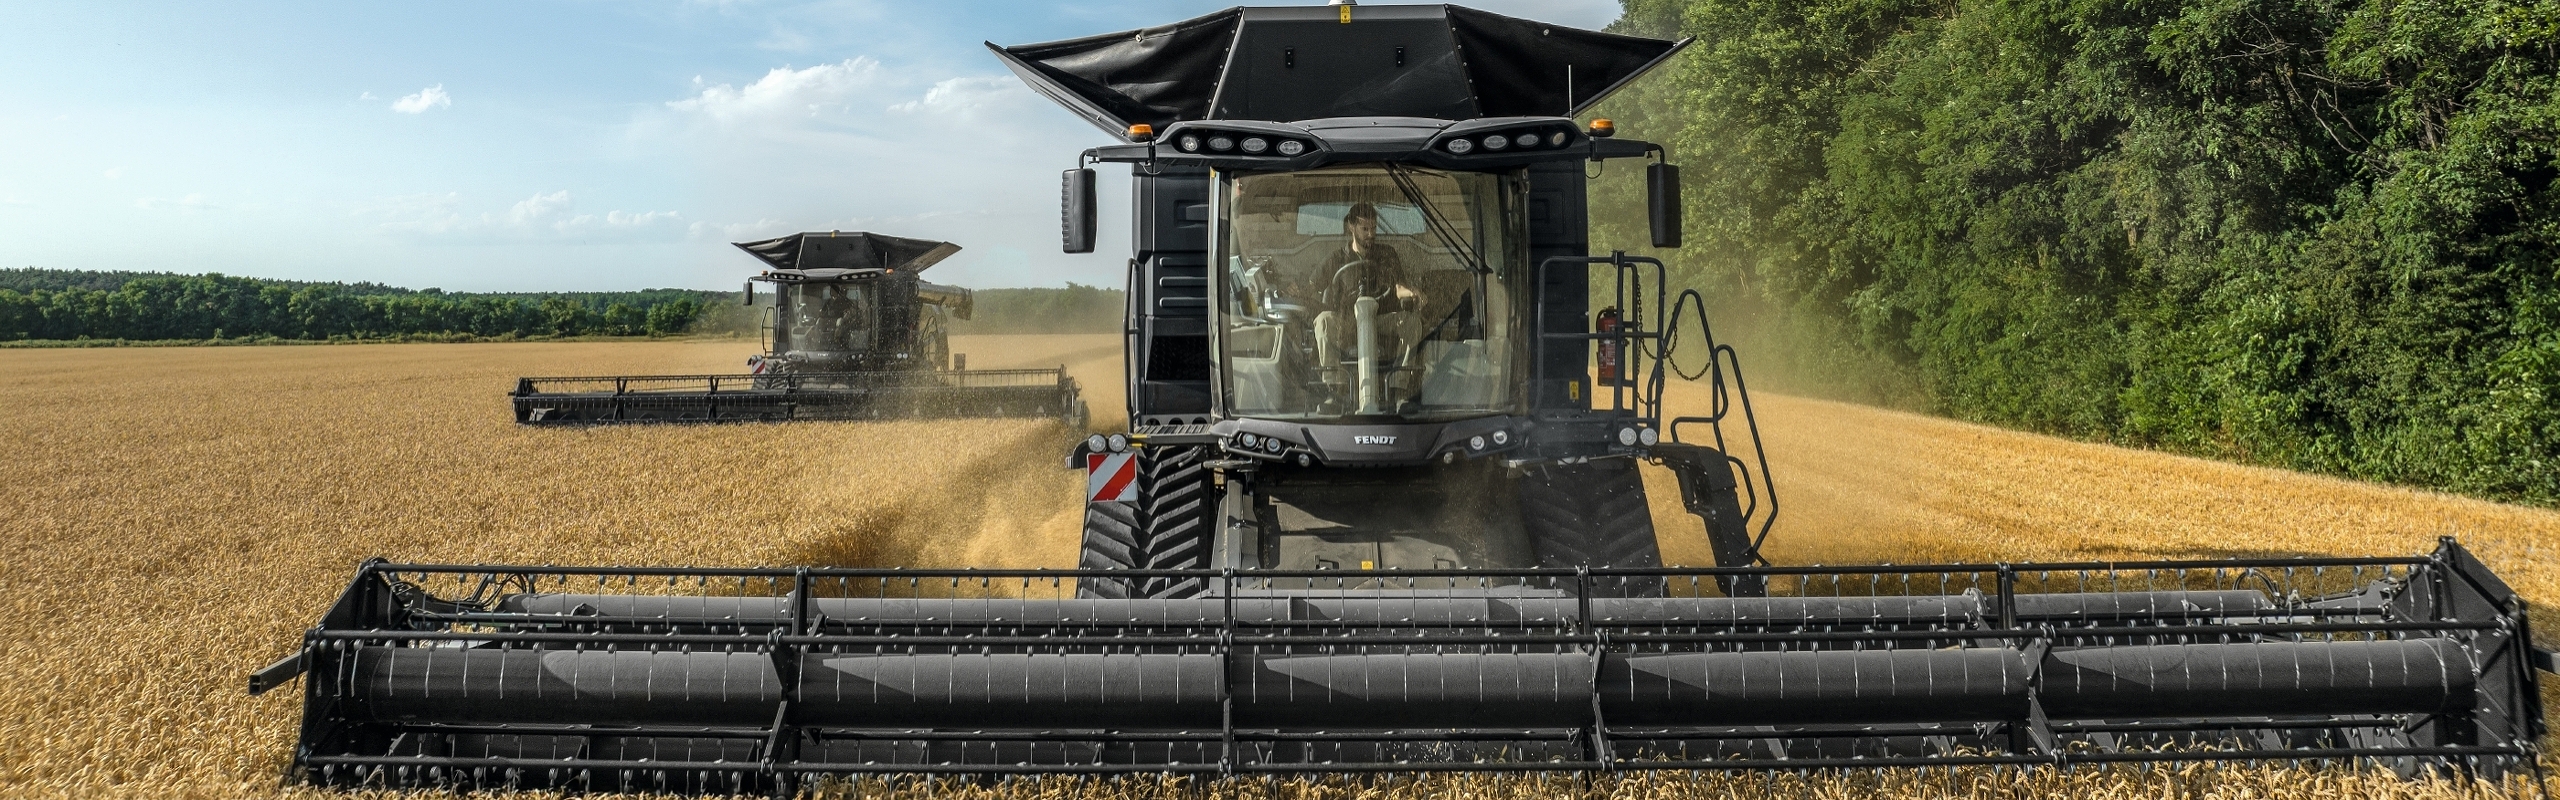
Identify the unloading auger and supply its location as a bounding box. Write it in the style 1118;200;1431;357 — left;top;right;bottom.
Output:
510;231;1085;426
253;542;2549;794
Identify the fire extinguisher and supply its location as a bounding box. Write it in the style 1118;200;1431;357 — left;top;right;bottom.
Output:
1596;306;1622;385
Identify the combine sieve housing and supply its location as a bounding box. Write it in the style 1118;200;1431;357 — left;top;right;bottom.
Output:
253;539;2551;795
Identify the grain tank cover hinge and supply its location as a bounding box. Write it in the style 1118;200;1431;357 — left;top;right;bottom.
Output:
990;4;1690;140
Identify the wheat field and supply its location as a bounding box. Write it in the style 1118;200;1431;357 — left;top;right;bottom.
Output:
1;335;2553;798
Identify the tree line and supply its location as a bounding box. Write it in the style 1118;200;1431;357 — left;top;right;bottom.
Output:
948;283;1124;334
0;268;1130;343
0;270;723;341
1592;0;2559;504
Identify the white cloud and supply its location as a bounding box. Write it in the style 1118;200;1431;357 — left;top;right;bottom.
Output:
362;190;682;241
688;219;789;241
136;193;218;212
642;58;1125;288
392;84;451;114
101;167;123;180
884;75;1035;118
508;190;573;225
666;58;882;123
605;210;682;227
359;91;378;101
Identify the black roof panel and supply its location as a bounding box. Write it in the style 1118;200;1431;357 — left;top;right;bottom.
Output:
731;232;961;273
990;4;1687;138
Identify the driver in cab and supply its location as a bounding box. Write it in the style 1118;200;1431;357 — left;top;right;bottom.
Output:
1310;202;1428;411
1324;202;1424;316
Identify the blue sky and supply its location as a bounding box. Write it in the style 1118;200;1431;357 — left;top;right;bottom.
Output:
0;1;1623;292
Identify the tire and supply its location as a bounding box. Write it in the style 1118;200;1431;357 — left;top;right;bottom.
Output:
1076;445;1217;599
1517;458;1665;597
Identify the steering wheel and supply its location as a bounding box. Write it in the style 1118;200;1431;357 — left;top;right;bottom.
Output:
1319;259;1369;307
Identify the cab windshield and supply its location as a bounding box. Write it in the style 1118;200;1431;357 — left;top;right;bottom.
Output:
1215;165;1527;421
780;281;878;354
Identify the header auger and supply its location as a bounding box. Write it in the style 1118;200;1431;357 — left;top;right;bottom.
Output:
252;541;2547;793
257;3;2550;794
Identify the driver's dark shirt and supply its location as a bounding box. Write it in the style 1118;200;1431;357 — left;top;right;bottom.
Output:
1323;241;1414;316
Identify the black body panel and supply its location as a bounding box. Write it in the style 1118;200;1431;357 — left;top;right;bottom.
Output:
1526;159;1589;411
1129;167;1216;424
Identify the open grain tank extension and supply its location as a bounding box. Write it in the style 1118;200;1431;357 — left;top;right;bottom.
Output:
510;231;1085;426
258;3;2556;795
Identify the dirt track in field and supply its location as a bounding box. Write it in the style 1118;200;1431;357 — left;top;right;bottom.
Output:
2;335;2553;798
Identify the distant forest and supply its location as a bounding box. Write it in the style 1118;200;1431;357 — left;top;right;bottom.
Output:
0;267;1123;343
1590;0;2560;504
0;268;729;341
951;284;1123;334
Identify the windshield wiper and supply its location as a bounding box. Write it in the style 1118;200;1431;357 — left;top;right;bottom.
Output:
1383;164;1490;275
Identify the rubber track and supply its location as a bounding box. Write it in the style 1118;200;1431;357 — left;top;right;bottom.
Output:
1076;445;1216;599
1519;459;1665;596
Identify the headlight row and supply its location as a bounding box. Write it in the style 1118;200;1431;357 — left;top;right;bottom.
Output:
1175;133;1309;157
1232;431;1289;456
1444;128;1574;155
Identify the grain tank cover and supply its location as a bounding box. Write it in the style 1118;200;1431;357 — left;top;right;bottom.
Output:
732;232;961;274
988;4;1687;138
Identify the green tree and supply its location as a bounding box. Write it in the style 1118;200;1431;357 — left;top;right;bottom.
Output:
1600;0;2560;504
645;298;701;336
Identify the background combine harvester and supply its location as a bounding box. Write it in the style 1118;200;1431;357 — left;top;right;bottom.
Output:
510;231;1084;426
252;3;2553;795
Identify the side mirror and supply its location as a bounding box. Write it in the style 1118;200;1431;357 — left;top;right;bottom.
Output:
1062;168;1097;254
1647;162;1682;249
742;281;755;306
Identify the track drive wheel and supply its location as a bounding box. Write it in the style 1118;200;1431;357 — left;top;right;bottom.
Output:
1518;458;1666;597
1077;445;1216;599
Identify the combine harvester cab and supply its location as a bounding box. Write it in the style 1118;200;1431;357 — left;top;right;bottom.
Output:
253;3;2552;795
511;231;1085;426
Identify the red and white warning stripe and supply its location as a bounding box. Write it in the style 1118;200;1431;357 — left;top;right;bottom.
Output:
1086;451;1138;502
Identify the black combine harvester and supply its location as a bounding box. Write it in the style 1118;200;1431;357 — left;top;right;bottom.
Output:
510;231;1084;426
254;3;2552;795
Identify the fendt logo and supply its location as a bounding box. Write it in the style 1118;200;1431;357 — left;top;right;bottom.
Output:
1352;435;1397;445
